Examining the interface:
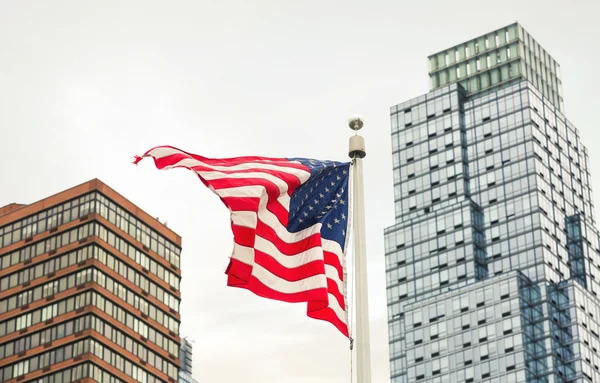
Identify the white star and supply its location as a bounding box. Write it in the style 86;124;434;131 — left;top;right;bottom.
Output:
334;218;340;224
303;212;309;217
342;229;346;236
313;199;319;204
330;181;336;186
333;204;338;209
310;188;314;193
336;175;341;180
299;218;304;223
343;169;347;175
319;193;325;199
308;206;314;211
340;187;345;193
325;205;332;210
325;187;330;192
340;199;345;205
327;223;333;229
341;213;346;220
336;193;342;198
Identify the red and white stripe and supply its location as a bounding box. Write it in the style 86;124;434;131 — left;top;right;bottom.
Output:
135;146;350;337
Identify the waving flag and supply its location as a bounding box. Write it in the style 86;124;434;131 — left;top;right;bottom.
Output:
135;146;352;337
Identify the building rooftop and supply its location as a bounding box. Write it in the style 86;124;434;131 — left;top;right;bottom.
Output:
427;22;564;111
0;178;181;245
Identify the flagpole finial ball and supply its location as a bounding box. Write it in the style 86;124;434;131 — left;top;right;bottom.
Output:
348;115;364;131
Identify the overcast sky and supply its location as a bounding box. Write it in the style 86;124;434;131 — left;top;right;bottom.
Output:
1;1;599;382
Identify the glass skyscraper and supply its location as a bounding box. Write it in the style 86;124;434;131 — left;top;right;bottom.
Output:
385;23;600;383
179;337;198;383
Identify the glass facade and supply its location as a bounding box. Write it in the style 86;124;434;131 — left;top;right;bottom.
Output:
387;24;599;383
179;338;198;383
0;180;183;383
428;23;564;112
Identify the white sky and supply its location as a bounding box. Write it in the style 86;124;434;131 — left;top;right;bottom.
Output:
1;1;599;382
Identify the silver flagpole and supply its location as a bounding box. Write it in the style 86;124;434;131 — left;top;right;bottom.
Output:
348;115;372;383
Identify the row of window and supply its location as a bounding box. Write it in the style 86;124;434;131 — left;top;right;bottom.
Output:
386;247;472;291
88;314;178;379
0;193;94;249
389;195;561;283
0;192;181;267
1;265;178;335
399;145;462;181
450;44;517;81
1;339;88;382
94;193;180;267
0;290;178;357
0;222;95;270
0;220;179;290
404;276;518;323
2;338;168;383
31;362;126;383
89;267;179;332
387;268;476;319
392;113;458;149
95;245;179;311
91;291;178;355
387;206;471;251
469;97;578;167
0;244;179;314
393;132;461;169
399;179;467;215
0;244;92;292
464;89;524;128
407;315;521;350
392;97;458;131
0;312;179;380
96;223;180;288
394;181;469;223
0;314;88;360
464;87;573;157
389;207;472;251
430;26;518;71
398;162;465;200
90;338;166;383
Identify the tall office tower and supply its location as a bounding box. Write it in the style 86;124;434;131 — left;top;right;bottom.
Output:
178;338;198;383
385;22;600;383
0;179;182;383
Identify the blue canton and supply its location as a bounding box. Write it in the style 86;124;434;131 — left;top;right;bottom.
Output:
287;158;350;251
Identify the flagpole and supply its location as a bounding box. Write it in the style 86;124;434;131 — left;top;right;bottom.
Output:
348;115;372;383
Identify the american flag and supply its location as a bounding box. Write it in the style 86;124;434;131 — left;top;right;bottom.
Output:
135;146;352;337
